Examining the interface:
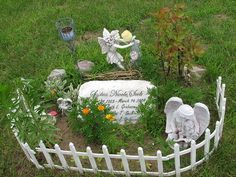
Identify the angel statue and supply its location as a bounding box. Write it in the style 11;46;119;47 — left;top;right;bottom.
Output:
98;28;136;70
164;97;210;148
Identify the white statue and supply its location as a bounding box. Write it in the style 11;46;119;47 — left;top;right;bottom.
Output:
57;98;72;115
98;28;137;70
164;97;210;147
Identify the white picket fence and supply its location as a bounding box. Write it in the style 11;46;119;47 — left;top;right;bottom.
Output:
15;77;226;177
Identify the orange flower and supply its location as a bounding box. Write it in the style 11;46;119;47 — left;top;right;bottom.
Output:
82;107;90;115
105;114;115;121
97;105;105;111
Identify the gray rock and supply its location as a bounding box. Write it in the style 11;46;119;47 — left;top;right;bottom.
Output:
77;60;94;73
190;66;206;79
47;69;66;81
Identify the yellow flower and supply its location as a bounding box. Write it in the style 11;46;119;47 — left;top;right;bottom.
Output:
105;114;115;121
50;89;57;96
121;30;133;42
97;105;105;111
82;107;90;115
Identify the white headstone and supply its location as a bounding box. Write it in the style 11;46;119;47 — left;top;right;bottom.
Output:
78;80;155;124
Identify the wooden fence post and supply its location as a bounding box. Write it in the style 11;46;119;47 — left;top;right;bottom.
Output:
55;144;68;170
214;121;220;148
157;150;163;177
174;144;181;177
190;140;196;171
138;147;146;174
216;76;221;105
69;143;83;174
86;147;98;173
220;100;226;137
14;135;31;161
204;129;211;161
102;145;113;173
24;143;43;169
39;141;54;168
120;149;130;177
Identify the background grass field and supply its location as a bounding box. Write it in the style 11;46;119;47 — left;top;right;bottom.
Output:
0;0;236;176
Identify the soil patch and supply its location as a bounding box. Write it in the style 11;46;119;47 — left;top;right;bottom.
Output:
54;116;172;171
74;31;100;45
214;14;229;21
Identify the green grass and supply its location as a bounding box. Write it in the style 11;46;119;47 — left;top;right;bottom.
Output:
0;0;236;176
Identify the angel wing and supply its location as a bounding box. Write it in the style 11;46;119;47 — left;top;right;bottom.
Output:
103;28;110;38
98;37;109;54
164;97;183;133
194;103;210;137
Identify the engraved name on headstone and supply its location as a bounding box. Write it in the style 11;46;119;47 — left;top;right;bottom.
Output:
78;80;155;124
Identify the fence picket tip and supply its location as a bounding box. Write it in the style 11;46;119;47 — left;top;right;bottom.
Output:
205;128;210;134
102;145;107;149
120;149;125;153
138;147;143;151
174;143;179;149
69;142;74;146
191;140;196;144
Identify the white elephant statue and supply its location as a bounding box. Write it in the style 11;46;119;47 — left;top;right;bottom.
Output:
57;98;72;115
164;97;210;148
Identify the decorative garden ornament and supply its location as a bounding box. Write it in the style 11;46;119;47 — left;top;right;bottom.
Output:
77;60;95;73
55;17;76;53
57;98;72;115
164;97;210;148
98;28;141;70
130;40;141;64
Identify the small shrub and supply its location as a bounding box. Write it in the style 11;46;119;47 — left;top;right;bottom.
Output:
69;97;123;152
7;78;58;147
153;4;204;78
138;88;165;137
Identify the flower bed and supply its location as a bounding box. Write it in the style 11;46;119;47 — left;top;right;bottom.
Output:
14;77;226;177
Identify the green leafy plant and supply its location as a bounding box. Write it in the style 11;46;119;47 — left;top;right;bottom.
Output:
138;88;165;137
8;78;58;147
69;97;123;152
154;4;204;78
44;79;67;99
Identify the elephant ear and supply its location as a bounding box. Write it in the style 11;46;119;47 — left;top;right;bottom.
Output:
194;103;210;137
57;98;63;105
164;97;183;133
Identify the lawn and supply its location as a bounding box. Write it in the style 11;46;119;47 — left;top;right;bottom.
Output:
0;0;236;177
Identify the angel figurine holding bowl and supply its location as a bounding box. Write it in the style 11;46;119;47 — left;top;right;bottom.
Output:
98;28;140;70
164;97;210;148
